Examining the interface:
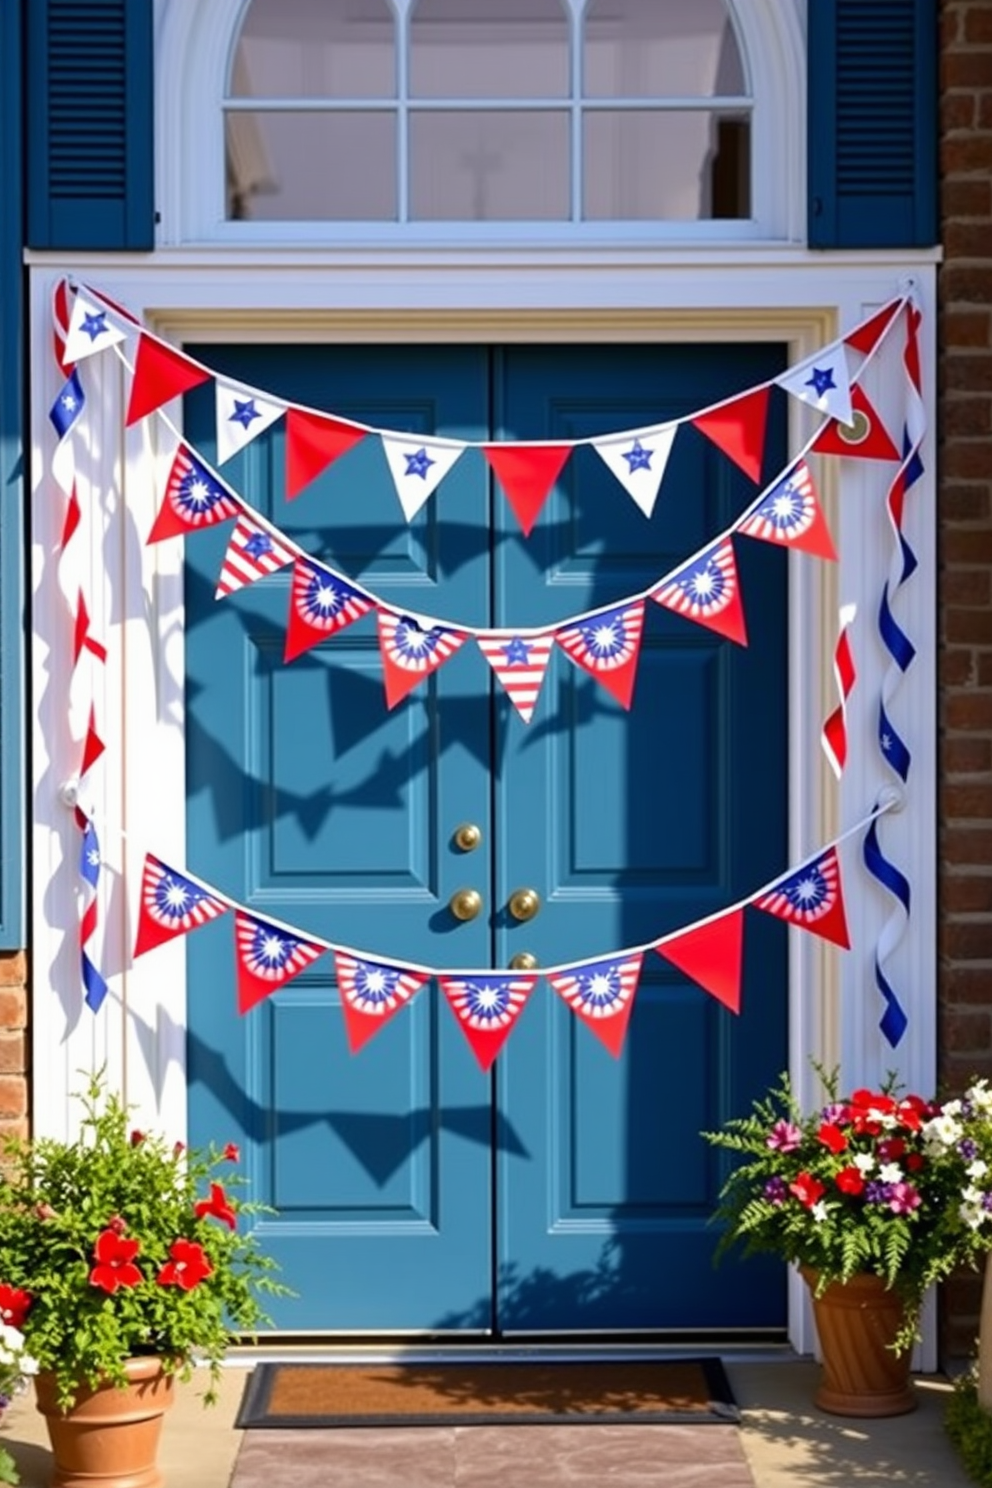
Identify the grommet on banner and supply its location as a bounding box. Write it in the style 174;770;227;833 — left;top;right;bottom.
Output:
878;785;906;816
60;779;80;810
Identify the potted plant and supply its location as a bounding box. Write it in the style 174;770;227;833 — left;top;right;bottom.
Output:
0;1321;38;1486
0;1073;287;1487
703;1070;992;1418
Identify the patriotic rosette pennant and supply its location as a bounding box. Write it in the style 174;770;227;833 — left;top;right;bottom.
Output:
555;599;645;709
736;460;837;562
650;538;747;645
812;384;901;463
692;386;769;483
334;952;429;1052
234;910;325;1013
590;423;678;519
62;291;128;365
482;443;572;536
133;854;231;958
285;408;366;499
754;846;851;950
476;631;556;723
377;611;469;708
215;514;297;598
656;909;744;1014
548;952;642;1057
147;445;243;544
215;378;286;465
126;334;212;427
380;433;466;521
438;973;539;1072
284;557;375;662
775;345;853;427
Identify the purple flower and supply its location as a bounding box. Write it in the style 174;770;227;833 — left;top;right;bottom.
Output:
0;1391;9;1411
865;1180;891;1205
763;1176;789;1204
959;1138;979;1161
888;1182;921;1215
766;1120;803;1153
981;1193;992;1213
820;1103;847;1126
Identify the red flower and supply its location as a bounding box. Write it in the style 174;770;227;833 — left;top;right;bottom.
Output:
906;1152;925;1172
223;1143;241;1163
878;1138;906;1162
130;1130;145;1146
0;1283;32;1329
194;1182;236;1230
107;1214;127;1235
789;1172;826;1208
817;1123;848;1154
897;1097;927;1132
89;1230;143;1294
835;1166;866;1196
173;1141;186;1158
157;1239;213;1292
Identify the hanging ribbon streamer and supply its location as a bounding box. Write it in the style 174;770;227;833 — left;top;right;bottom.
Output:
821;604;857;780
862;293;925;1048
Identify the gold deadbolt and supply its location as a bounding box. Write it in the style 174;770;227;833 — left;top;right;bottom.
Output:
449;887;483;922
508;888;541;922
453;822;482;853
509;951;539;971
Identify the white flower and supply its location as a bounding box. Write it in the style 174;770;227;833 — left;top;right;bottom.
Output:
963;1185;984;1206
811;1201;829;1224
879;1163;904;1184
853;1153;876;1175
923;1114;963;1149
968;1082;992;1115
968;1160;989;1180
944;1099;964;1118
961;1202;987;1230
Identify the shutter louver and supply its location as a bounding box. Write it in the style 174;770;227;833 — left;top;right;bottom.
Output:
808;0;937;249
27;0;154;251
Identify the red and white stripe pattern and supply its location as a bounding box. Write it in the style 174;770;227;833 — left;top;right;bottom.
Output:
215;513;297;598
476;631;555;723
378;610;469;708
821;604;857;779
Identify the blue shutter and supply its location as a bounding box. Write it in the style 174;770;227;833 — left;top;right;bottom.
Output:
26;0;154;251
808;0;938;249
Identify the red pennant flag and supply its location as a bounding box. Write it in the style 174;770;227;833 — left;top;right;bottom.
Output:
812;385;900;463
844;300;901;357
656;909;744;1014
555;599;645;708
285;408;365;499
483;443;571;536
650;539;747;646
692;386;770;484
548;952;642;1058
438;973;538;1072
754;846;851;950
79;705;105;779
235;909;325;1014
335;952;429;1052
736;460;836;563
126;334;211;427
133;854;230;959
378;610;468;708
284;558;375;662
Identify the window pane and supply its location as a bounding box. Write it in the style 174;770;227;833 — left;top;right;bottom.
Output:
226;112;397;220
410;111;570;219
583;0;745;99
230;0;396;100
583;110;750;220
410;0;569;100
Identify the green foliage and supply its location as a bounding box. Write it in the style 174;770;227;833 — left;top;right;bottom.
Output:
946;1372;992;1486
0;1073;292;1410
0;1444;17;1485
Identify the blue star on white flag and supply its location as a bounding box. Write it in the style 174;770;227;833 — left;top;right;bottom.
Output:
62;291;128;364
591;422;678;518
379;433;467;521
775;346;853;426
214;377;286;464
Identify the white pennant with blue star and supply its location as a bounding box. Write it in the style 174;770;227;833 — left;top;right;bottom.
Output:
62;291;128;364
590;422;678;519
214;377;287;465
775;346;853;427
379;433;467;521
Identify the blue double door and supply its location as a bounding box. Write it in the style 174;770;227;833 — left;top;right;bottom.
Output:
185;341;788;1335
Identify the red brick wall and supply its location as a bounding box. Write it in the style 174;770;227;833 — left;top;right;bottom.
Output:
939;0;992;1356
0;950;28;1143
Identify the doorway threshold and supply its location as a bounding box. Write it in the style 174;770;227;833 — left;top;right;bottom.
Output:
222;1337;796;1369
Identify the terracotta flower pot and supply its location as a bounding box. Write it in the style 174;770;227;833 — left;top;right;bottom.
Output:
801;1268;917;1418
34;1355;175;1488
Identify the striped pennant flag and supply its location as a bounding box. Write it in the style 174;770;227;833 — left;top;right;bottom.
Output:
235;910;325;1014
215;513;296;598
438;973;539;1072
548;952;642;1057
334;952;429;1052
476;631;555;723
133;854;230;958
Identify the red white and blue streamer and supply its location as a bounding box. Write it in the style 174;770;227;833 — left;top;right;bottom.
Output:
821;604;857;780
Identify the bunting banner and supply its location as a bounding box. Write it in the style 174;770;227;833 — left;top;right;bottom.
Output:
234;910;325;1014
132;854;231;959
126;332;212;427
335;953;430;1053
215;513;296;598
284;558;376;663
736;460;836;562
650;538;747;646
62;289;128;366
656;910;744;1015
215;378;286;465
482;443;572;536
555;600;645;709
547;953;642;1058
821;604;857;780
775;345;853;427
590;423;678;519
476;631;556;722
380;434;466;521
754;846;851;950
284;408;366;499
438;974;540;1071
147;445;244;544
378;612;470;708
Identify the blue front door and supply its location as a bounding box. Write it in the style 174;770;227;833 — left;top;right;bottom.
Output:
185;341;788;1335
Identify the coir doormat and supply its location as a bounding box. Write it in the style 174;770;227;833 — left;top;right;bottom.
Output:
235;1357;739;1429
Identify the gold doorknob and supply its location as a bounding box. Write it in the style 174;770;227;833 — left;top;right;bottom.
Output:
508;888;541;922
449;888;483;921
509;952;539;971
453;823;482;853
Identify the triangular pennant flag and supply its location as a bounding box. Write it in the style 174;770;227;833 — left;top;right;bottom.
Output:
591;423;679;519
377;610;469;708
133;854;230;959
126;334;211;427
285;408;366;499
215;378;286;465
692;386;770;483
235;910;325;1014
438;973;538;1072
79;705;106;779
650;538;747;645
555;599;645;709
845;300;901;357
754;845;851;950
379;434;466;521
62;291;128;364
656;909;744;1014
482;443;572;536
284;558;375;662
147;446;242;544
548;952;642;1057
736;460;837;561
811;384;901;463
215;514;296;598
476;631;555;723
334;952;429;1052
775;346;853;427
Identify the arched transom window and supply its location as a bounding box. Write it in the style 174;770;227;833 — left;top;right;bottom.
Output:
224;0;752;224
